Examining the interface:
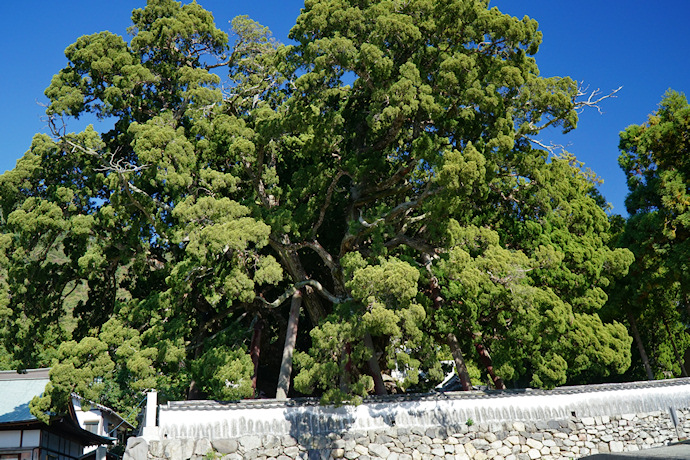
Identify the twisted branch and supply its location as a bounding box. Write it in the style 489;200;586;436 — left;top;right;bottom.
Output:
256;279;349;308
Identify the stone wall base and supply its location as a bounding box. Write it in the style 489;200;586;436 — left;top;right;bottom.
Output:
124;410;689;460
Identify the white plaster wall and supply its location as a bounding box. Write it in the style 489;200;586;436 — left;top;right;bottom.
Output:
22;430;40;448
0;431;21;448
158;379;690;440
0;430;39;448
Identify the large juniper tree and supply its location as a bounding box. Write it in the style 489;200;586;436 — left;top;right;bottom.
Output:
0;0;633;417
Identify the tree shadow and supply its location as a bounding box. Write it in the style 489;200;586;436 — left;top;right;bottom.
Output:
0;402;34;423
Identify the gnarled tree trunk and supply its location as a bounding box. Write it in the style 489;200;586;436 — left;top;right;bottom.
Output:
627;312;654;380
276;291;303;400
474;342;506;390
364;332;387;395
447;332;472;391
250;319;264;393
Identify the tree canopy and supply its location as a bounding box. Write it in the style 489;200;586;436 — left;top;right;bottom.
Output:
604;90;690;381
0;0;635;419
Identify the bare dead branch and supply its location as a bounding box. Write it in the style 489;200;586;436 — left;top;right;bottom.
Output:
526;138;566;155
574;85;622;114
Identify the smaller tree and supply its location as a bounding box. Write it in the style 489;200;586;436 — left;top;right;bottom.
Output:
609;90;690;379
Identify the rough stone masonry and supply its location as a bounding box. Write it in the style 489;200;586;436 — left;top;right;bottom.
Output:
125;410;689;460
123;379;690;460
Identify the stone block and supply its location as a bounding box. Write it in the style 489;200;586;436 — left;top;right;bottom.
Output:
277;435;295;448
430;446;445;456
425;427;447;439
527;448;541;459
368;444;390;458
239;436;262;451
148;440;164;458
124;437;148;460
534;421;549;431
193;438;213;457
525;439;542;450
263;436;281;450
481;432;498;443
286;446;302;457
472;439;490;449
464;442;477;457
610;441;625;452
497;446;512;456
375;434;393;445
512;422;526;432
211;440;238;455
505;435;521;446
164;439;195;460
354;445;369;455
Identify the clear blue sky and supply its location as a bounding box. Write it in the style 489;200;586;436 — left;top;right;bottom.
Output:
1;1;688;215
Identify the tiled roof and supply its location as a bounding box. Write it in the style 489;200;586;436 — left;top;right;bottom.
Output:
0;369;50;423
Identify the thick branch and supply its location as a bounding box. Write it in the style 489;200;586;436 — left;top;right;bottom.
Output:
276;291;302;400
312;170;349;237
342;185;442;255
352;160;416;206
384;234;437;255
256;279;349;309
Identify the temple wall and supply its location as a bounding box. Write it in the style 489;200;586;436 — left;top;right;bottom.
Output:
123;378;690;460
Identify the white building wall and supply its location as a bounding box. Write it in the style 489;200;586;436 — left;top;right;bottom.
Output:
0;430;41;448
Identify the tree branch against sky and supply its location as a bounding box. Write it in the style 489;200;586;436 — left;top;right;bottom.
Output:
2;1;689;215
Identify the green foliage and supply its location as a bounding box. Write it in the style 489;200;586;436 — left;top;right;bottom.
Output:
191;346;254;400
606;90;690;380
0;0;637;421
